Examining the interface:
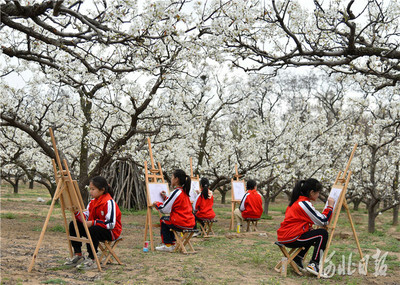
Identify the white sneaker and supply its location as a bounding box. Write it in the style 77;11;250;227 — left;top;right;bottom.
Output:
64;255;84;266
155;244;175;252
76;258;98;270
306;262;330;278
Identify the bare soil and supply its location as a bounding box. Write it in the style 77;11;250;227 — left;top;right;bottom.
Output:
1;186;399;285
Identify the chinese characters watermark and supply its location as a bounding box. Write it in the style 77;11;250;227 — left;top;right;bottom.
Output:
322;248;388;278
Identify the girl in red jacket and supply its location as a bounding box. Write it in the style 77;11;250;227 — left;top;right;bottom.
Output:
277;178;334;277
64;176;122;269
234;179;263;228
153;169;195;252
193;177;216;227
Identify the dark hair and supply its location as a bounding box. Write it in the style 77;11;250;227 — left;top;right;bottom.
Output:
289;178;322;206
246;179;257;190
90;176;113;198
200;177;210;199
173;169;191;196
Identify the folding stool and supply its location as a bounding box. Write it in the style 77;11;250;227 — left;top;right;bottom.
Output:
244;218;260;232
98;237;124;266
198;219;217;237
170;228;198;254
274;241;305;276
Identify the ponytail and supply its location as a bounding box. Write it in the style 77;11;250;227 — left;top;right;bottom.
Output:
90;176;114;198
200;177;210;199
173;169;191;196
289;178;322;206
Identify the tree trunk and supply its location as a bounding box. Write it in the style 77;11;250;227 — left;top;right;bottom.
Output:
393;163;399;226
393;191;399;225
393;204;399;226
78;177;90;204
13;178;19;194
29;179;34;189
367;201;379;233
353;199;361;211
220;191;226;204
264;197;270;216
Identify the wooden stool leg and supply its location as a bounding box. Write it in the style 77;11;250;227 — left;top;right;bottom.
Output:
98;243;106;264
287;247;304;276
206;222;212;236
183;232;195;252
104;240;123;265
274;246;304;276
172;230;185;253
199;224;207;237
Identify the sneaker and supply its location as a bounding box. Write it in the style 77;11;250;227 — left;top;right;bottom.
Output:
64;255;84;266
76;258;98;270
155;244;176;252
293;256;305;272
192;232;201;237
306;262;329;278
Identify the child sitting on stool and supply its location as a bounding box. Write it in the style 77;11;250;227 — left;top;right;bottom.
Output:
234;179;263;231
153;169;195;252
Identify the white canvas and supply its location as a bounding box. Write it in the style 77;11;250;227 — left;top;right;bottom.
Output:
232;181;246;201
147;183;169;205
189;180;200;202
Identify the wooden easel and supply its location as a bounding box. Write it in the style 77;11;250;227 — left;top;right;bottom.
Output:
318;143;367;278
28;128;102;272
143;138;167;251
189;157;200;203
229;164;244;230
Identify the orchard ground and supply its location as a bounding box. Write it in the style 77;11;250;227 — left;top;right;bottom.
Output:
1;183;399;285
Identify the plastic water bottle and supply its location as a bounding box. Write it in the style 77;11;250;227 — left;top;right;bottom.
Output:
143;241;149;252
236;224;240;233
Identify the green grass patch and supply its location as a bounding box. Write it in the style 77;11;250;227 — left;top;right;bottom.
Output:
261;213;273;220
0;213;17;219
120;208;148;216
49;225;65;233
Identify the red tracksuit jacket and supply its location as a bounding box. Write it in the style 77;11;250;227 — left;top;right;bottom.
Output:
277;196;333;243
239;189;263;219
76;193;122;240
193;191;216;220
156;187;195;228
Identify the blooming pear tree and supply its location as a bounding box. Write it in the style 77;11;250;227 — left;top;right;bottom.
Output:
350;92;400;233
204;0;400;90
0;0;217;202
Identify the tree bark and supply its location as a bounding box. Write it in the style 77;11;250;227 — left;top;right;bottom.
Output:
367;200;379;233
393;190;399;226
264;197;270;216
394;204;399;226
353;198;362;211
393;162;399;226
13;178;19;194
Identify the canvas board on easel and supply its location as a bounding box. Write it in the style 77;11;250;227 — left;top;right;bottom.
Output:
189;180;200;203
232;181;245;202
147;183;170;205
325;185;343;214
